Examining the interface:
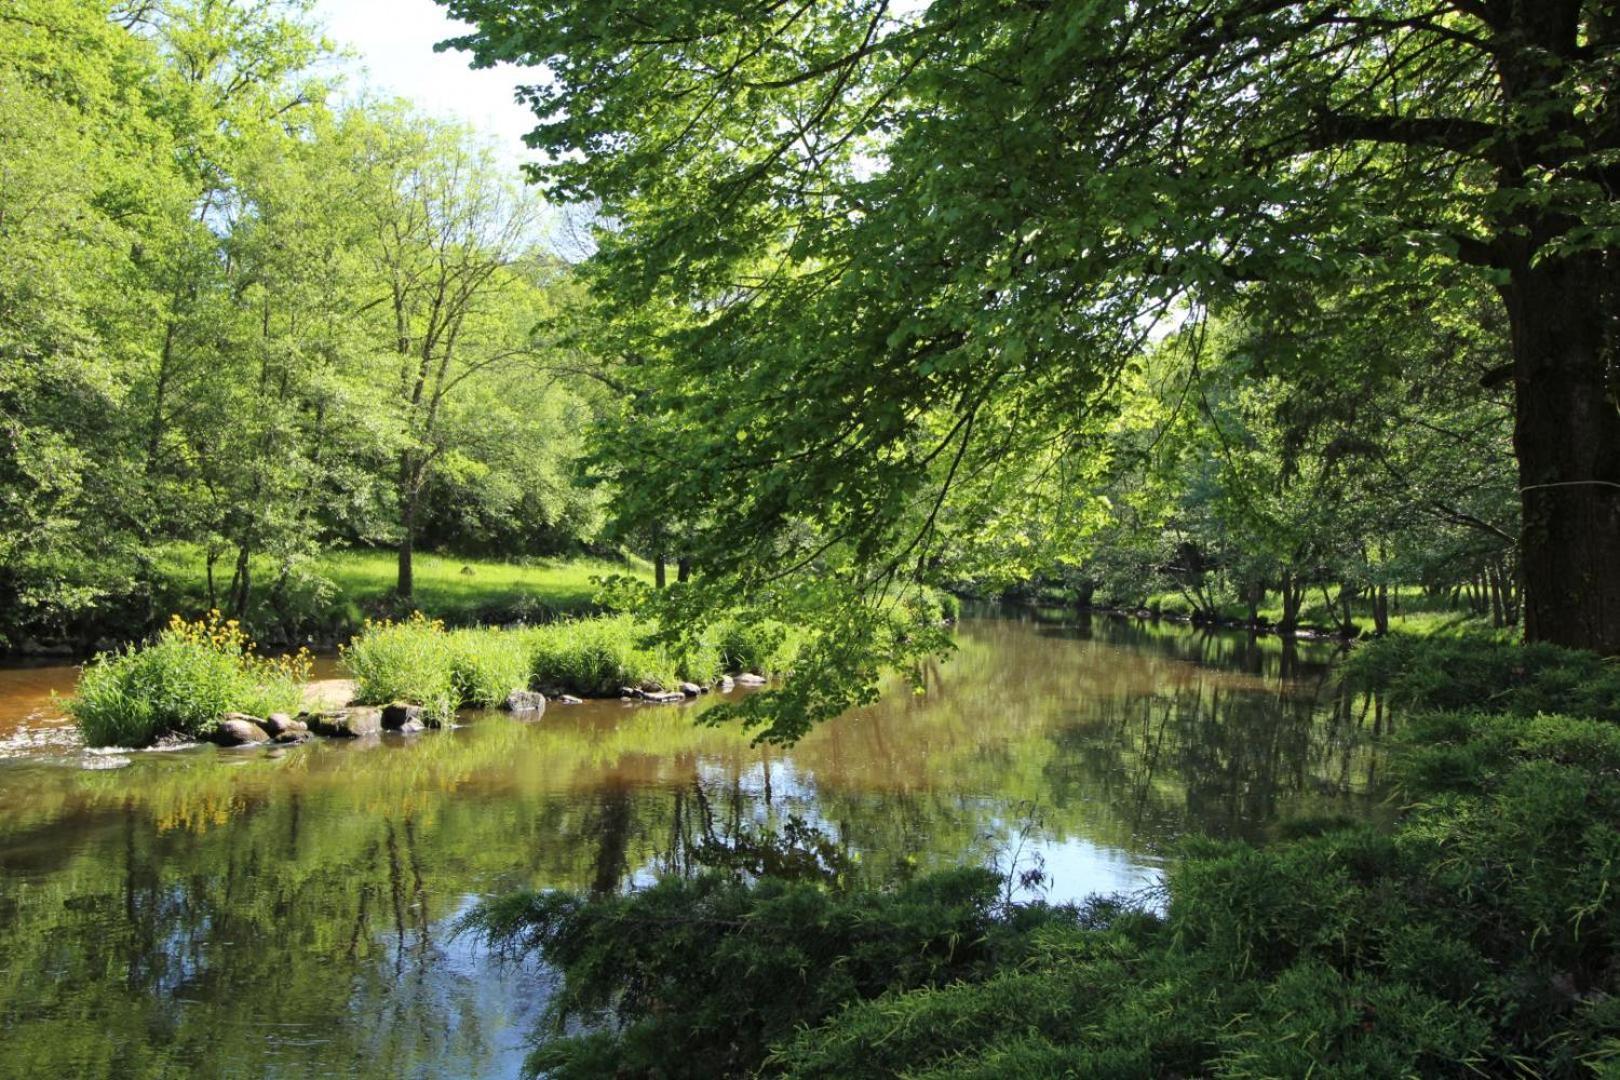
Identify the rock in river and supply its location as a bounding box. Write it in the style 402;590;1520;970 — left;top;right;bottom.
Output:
303;707;382;738
503;690;547;713
381;703;424;730
263;712;307;737
212;715;270;746
735;673;767;686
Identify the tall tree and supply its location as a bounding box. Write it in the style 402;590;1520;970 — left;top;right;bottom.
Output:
444;0;1620;654
345;116;546;598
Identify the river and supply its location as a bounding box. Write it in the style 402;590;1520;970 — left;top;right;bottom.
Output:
0;611;1389;1077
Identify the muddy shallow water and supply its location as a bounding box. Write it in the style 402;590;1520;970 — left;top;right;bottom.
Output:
0;612;1387;1078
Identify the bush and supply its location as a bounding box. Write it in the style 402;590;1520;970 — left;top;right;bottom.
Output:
460;867;1062;1079
1346;634;1620;721
70;612;310;747
446;627;532;708
713;618;788;675
344;614;533;719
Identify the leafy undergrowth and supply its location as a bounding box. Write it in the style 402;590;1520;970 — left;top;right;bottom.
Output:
463;634;1620;1078
70;613;311;747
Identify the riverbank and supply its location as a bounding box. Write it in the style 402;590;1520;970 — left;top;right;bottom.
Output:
4;548;649;660
995;587;1512;642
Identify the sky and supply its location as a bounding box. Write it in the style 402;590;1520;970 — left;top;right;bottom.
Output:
312;0;538;172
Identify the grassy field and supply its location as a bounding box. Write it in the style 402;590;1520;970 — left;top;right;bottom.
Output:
149;546;652;645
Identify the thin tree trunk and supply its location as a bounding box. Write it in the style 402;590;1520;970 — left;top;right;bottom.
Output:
654;552;667;589
677;556;691;583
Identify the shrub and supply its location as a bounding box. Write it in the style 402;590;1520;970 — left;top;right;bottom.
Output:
1346;634;1620;721
460;867;1058;1080
70;612;310;747
713;618;789;675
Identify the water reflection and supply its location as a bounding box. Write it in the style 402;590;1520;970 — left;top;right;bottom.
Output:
0;613;1386;1078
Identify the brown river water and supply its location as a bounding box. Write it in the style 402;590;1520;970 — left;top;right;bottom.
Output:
0;611;1386;1078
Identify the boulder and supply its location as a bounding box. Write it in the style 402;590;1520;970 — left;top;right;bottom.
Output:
717;675;735;692
273;730;310;745
503;690;547;713
641;690;685;704
396;718;427;734
558;694;583;705
381;703;424;730
619;686;640;699
679;681;704;697
735;673;767;686
212;716;269;746
304;707;382;738
263;713;307;737
637;679;665;694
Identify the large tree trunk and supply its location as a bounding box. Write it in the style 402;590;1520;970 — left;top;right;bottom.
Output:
1503;254;1620;654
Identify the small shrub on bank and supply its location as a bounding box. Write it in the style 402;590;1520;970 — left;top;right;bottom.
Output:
70;612;310;747
343;614;534;719
446;627;532;708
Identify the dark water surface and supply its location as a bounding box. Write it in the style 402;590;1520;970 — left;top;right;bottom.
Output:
0;613;1388;1078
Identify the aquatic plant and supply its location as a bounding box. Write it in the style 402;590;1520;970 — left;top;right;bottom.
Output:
70;612;310;747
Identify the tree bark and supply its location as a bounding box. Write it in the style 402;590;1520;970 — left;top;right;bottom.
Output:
677;556;692;583
654;551;667;589
397;488;416;600
1502;253;1620;654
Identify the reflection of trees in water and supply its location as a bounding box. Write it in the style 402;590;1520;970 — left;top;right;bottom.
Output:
1045;674;1386;846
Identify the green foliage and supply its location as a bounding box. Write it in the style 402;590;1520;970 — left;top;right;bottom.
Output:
1347;635;1620;722
446;627;534;709
69;613;308;747
341;613;461;721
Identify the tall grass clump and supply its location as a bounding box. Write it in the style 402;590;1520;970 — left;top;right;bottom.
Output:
527;615;682;696
341;612;459;721
446;627;532;708
70;612;310;747
343;615;535;720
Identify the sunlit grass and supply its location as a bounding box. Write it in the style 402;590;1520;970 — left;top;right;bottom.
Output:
149;545;653;637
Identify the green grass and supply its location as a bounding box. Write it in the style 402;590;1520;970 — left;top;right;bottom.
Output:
149;545;651;643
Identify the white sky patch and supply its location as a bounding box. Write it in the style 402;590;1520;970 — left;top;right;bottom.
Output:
313;0;539;177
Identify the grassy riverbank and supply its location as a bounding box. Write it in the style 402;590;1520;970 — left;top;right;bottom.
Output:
150;547;647;637
466;630;1620;1077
